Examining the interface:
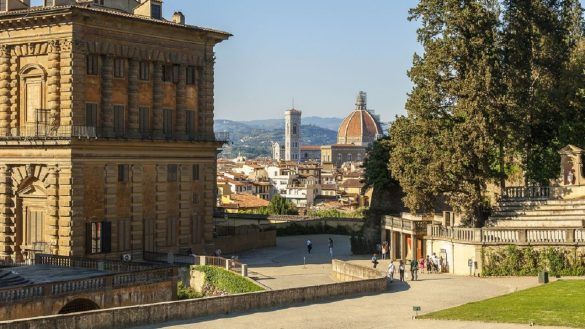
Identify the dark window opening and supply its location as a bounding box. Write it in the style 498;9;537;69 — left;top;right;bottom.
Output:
167;164;178;182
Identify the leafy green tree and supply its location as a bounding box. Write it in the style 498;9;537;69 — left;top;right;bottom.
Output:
267;194;298;215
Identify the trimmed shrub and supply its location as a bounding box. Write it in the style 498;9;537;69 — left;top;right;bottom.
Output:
482;246;585;277
193;265;264;294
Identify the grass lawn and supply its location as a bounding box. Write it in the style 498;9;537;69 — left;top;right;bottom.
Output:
419;280;585;328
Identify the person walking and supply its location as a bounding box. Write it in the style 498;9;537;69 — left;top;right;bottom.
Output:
381;244;387;260
387;260;395;283
399;260;405;282
410;259;418;281
371;253;379;269
328;238;334;258
306;239;312;254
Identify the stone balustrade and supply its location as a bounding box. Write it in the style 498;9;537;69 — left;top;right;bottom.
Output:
428;225;585;245
0;267;175;304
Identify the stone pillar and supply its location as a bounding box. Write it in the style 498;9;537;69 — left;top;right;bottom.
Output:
47;40;61;130
71;45;86;131
130;164;144;259
59;39;73;128
101;55;114;137
0;45;11;135
9;48;18;132
57;166;72;256
70;164;85;256
104;164;117;220
155;164;167;249
400;232;406;260
46;166;60;255
127;59;140;137
152;61;163;137
178;164;191;246
201;48;215;135
175;64;187;138
0;166;13;259
203;161;215;242
411;235;418;261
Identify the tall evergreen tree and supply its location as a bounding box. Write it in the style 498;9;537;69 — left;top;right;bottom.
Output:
391;0;502;225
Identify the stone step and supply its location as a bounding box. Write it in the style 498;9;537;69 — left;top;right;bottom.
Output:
491;219;585;228
490;214;585;221
498;199;585;207
491;209;585;217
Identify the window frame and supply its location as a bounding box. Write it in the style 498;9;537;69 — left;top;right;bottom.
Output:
139;61;150;81
86;54;99;75
113;58;125;78
85;103;98;128
186;66;196;85
167;164;178;182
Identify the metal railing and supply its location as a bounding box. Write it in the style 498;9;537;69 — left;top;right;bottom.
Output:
0;126;229;143
35;254;162;272
501;186;551;201
0;125;97;140
428;225;585;245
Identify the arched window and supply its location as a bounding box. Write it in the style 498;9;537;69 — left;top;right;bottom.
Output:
347;154;352;161
293;124;297;134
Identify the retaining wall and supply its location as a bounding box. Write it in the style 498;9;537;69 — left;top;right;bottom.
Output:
1;270;387;329
331;259;384;281
214;230;276;254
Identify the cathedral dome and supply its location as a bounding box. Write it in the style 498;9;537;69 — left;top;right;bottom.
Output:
337;91;383;146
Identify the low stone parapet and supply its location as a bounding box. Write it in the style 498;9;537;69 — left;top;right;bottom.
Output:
331;259;384;281
0;273;387;329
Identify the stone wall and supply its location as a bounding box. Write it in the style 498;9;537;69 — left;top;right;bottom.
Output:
331;259;385;282
2;280;174;322
214;230;276;254
0;276;387;329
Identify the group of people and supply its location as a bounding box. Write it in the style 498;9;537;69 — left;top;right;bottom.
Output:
372;252;447;283
305;238;334;258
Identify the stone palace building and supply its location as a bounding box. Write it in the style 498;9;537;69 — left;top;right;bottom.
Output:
0;0;230;261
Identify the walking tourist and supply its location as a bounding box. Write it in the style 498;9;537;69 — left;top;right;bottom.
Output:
410;259;418;281
425;255;431;274
387;261;395;283
328;238;333;258
419;258;425;275
381;243;387;260
399;260;405;281
306;239;312;254
371;253;379;269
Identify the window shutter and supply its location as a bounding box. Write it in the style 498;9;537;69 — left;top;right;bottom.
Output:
102;221;112;253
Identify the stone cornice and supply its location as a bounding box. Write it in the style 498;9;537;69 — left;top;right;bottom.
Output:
0;12;72;30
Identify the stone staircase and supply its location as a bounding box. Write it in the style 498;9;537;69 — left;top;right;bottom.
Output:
489;199;585;228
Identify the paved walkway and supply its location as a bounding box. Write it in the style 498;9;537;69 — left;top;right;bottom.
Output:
237;234;352;289
133;234;572;329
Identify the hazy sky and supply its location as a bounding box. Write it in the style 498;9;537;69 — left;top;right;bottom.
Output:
162;0;420;122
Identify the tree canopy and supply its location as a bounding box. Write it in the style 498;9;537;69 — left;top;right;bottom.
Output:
388;0;585;225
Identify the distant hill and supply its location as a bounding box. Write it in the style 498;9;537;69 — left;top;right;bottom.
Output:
232;116;345;132
215;119;337;158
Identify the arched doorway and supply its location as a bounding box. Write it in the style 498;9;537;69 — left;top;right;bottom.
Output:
58;299;100;314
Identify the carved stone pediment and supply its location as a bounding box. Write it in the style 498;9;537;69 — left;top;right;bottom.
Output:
16;178;46;198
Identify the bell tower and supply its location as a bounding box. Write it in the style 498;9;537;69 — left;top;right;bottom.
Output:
284;108;301;162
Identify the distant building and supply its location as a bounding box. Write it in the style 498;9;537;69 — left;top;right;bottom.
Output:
320;91;383;168
272;141;285;161
300;145;321;162
336;91;383;147
284;108;302;162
